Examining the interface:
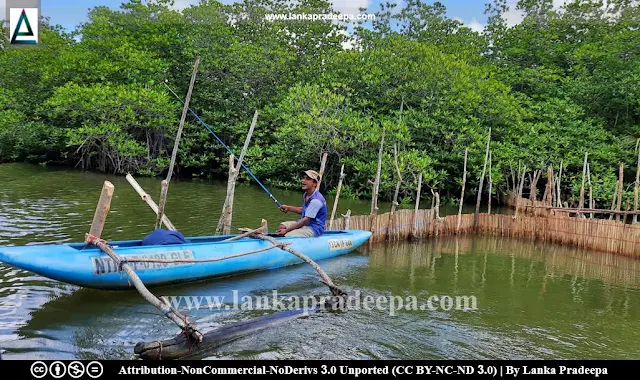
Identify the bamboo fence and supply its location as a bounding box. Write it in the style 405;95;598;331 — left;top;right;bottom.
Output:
326;205;640;258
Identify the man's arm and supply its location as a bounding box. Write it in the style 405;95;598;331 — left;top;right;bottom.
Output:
280;204;303;214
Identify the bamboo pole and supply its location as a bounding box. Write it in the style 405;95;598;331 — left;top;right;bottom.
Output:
371;128;385;215
251;232;346;296
474;127;491;230
85;234;203;343
223;226;265;242
216;110;258;235
125;174;176;231
530;170;541;201
624;199;630;224
89;181;114;238
217;154;234;233
587;162;594;218
390;144;402;215
155;180;169;228
557;160;563;207
412;172;422;237
610;178;618;221
488;150;493;215
514;165;527;219
329;164;345;230
578;152;588;217
509;163;516;195
317;152;328;190
546;166;553;206
156;56;200;229
634;141;640;223
616;163;624;222
457;148;468;233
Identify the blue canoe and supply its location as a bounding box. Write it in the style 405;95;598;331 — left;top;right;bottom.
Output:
0;230;372;290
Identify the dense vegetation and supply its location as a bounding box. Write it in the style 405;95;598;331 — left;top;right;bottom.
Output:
1;0;638;209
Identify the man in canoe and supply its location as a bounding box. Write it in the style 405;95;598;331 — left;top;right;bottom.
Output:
276;170;327;237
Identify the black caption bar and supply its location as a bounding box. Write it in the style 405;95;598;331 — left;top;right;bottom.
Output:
9;359;639;379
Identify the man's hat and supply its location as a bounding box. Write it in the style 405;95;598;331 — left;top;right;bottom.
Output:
303;170;321;183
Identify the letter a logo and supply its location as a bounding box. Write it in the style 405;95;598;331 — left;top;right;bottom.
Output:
9;8;39;44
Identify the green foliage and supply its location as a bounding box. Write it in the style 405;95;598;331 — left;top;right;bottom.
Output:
0;0;637;209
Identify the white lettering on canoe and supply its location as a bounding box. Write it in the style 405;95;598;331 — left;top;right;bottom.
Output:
92;250;195;275
328;238;353;251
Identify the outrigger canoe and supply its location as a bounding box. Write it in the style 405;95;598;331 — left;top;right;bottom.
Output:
0;230;372;290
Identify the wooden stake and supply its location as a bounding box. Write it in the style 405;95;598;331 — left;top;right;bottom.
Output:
529;170;541;202
154;180;169;229
474;127;491;230
557;160;563;207
342;209;351;230
125;174;176;231
156;56;200;229
89;181;114;238
587;162;594;218
318;152;328;190
634;141;640;223
216;110;258;235
509;163;516;195
329;164;345;230
610;176;618;221
216;154;235;235
412;172;422;237
371;128;385;215
578;152;588;217
457;148;468;233
624;199;630;224
488;150;493;215
616;163;624;222
514;165;526;219
546;166;553;206
390;144;402;215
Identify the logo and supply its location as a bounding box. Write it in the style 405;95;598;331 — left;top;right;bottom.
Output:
49;361;66;378
328;238;353;250
68;361;85;379
9;8;39;44
30;361;48;378
92;250;195;275
87;361;104;378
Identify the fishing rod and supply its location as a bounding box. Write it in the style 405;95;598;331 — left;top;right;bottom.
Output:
162;80;283;210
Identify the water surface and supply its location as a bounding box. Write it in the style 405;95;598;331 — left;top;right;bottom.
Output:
1;163;638;360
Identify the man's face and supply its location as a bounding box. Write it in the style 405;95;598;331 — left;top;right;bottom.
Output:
302;175;316;191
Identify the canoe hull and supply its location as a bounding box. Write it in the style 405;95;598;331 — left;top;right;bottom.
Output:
0;230;371;290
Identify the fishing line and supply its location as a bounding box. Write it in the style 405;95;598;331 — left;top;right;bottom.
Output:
163;80;283;209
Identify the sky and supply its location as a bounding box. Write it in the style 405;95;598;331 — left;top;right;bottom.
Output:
1;0;528;35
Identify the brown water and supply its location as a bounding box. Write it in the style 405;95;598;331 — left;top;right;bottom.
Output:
0;163;639;360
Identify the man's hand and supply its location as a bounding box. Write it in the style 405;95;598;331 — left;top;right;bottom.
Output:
280;204;290;213
276;224;288;236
